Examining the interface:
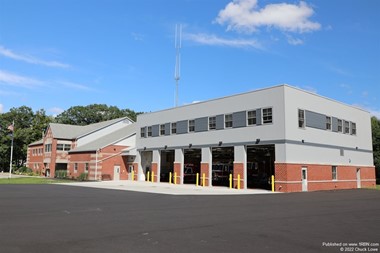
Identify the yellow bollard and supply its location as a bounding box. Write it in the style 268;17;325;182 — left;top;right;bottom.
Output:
271;175;275;192
151;171;154;182
237;174;241;190
169;172;172;184
147;171;150;182
196;173;199;186
131;170;134;181
174;172;177;185
229;174;232;189
202;173;205;187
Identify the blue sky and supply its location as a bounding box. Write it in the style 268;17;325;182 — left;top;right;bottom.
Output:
0;0;379;118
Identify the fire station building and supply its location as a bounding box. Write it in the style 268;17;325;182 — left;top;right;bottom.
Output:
133;85;376;192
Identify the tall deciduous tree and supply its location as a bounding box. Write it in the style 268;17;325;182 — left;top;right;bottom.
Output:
371;116;380;181
0;106;52;170
55;104;141;125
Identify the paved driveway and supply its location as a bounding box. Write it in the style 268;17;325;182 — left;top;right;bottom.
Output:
0;185;379;253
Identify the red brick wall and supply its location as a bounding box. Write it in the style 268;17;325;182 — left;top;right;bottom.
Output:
275;163;376;192
233;163;244;189
26;144;44;175
173;163;182;184
200;163;210;186
151;163;158;182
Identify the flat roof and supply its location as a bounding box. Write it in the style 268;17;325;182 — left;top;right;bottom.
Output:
138;84;369;118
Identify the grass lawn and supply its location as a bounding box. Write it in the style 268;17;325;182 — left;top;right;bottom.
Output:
376;185;380;190
0;177;74;184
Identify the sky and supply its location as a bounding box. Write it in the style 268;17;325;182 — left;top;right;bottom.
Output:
0;0;379;118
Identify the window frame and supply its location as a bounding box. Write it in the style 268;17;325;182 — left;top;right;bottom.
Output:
160;124;165;136
225;114;233;128
351;122;357;135
337;119;343;133
74;163;78;173
147;126;152;137
344;120;350;134
326;116;332;131
171;122;177;134
262;107;273;124
140;127;146;138
209;116;216;130
332;166;337;181
298;109;305;128
188;120;195;132
247;110;257;126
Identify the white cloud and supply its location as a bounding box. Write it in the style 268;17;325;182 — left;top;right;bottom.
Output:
286;35;304;45
58;81;94;91
0;70;44;88
49;107;64;116
185;33;263;49
215;0;321;34
0;104;3;113
0;45;70;68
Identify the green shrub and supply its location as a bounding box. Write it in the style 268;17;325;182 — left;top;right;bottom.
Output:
78;173;88;181
55;170;68;179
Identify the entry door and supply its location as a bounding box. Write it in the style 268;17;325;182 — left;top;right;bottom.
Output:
114;165;120;181
356;168;361;188
301;167;308;192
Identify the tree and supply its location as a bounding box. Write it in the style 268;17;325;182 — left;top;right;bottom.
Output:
55;104;141;125
0;106;52;171
371;116;380;181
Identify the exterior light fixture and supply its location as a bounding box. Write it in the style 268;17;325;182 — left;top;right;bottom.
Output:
255;138;260;144
218;141;223;146
164;145;167;149
302;140;305;143
189;143;192;148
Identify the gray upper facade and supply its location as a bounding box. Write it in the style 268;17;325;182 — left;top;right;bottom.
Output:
136;85;373;167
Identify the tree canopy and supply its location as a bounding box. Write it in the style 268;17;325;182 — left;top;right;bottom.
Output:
54;104;141;125
371;116;380;180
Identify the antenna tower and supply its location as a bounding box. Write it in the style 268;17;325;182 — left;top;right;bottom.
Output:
174;24;182;107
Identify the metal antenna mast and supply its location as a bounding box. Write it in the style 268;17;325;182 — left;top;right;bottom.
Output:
174;24;182;107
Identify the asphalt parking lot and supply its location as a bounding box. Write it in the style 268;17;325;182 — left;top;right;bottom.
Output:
0;185;379;253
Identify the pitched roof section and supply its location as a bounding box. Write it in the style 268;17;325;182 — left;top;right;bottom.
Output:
49;117;131;140
69;123;136;153
29;139;44;146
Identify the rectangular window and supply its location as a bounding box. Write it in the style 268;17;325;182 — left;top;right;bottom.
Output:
344;121;350;134
57;144;64;151
147;126;152;137
337;119;343;132
262;108;273;124
44;144;52;152
332;166;337;180
351;122;356;135
209;116;216;130
247;110;257;126
340;148;344;156
225;114;233;128
298;109;305;128
140;127;146;138
326;116;332;130
74;163;78;172
160;124;165;136
64;144;71;151
171;122;177;134
188;120;195;132
85;163;89;172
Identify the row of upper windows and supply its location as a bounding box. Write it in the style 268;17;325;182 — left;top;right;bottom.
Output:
140;107;273;138
32;148;43;156
298;109;357;135
44;143;71;153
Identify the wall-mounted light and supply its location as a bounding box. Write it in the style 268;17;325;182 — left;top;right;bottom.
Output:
218;141;223;146
189;143;192;148
255;138;260;144
143;147;146;151
164;145;167;150
355;147;358;150
302;139;305;143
